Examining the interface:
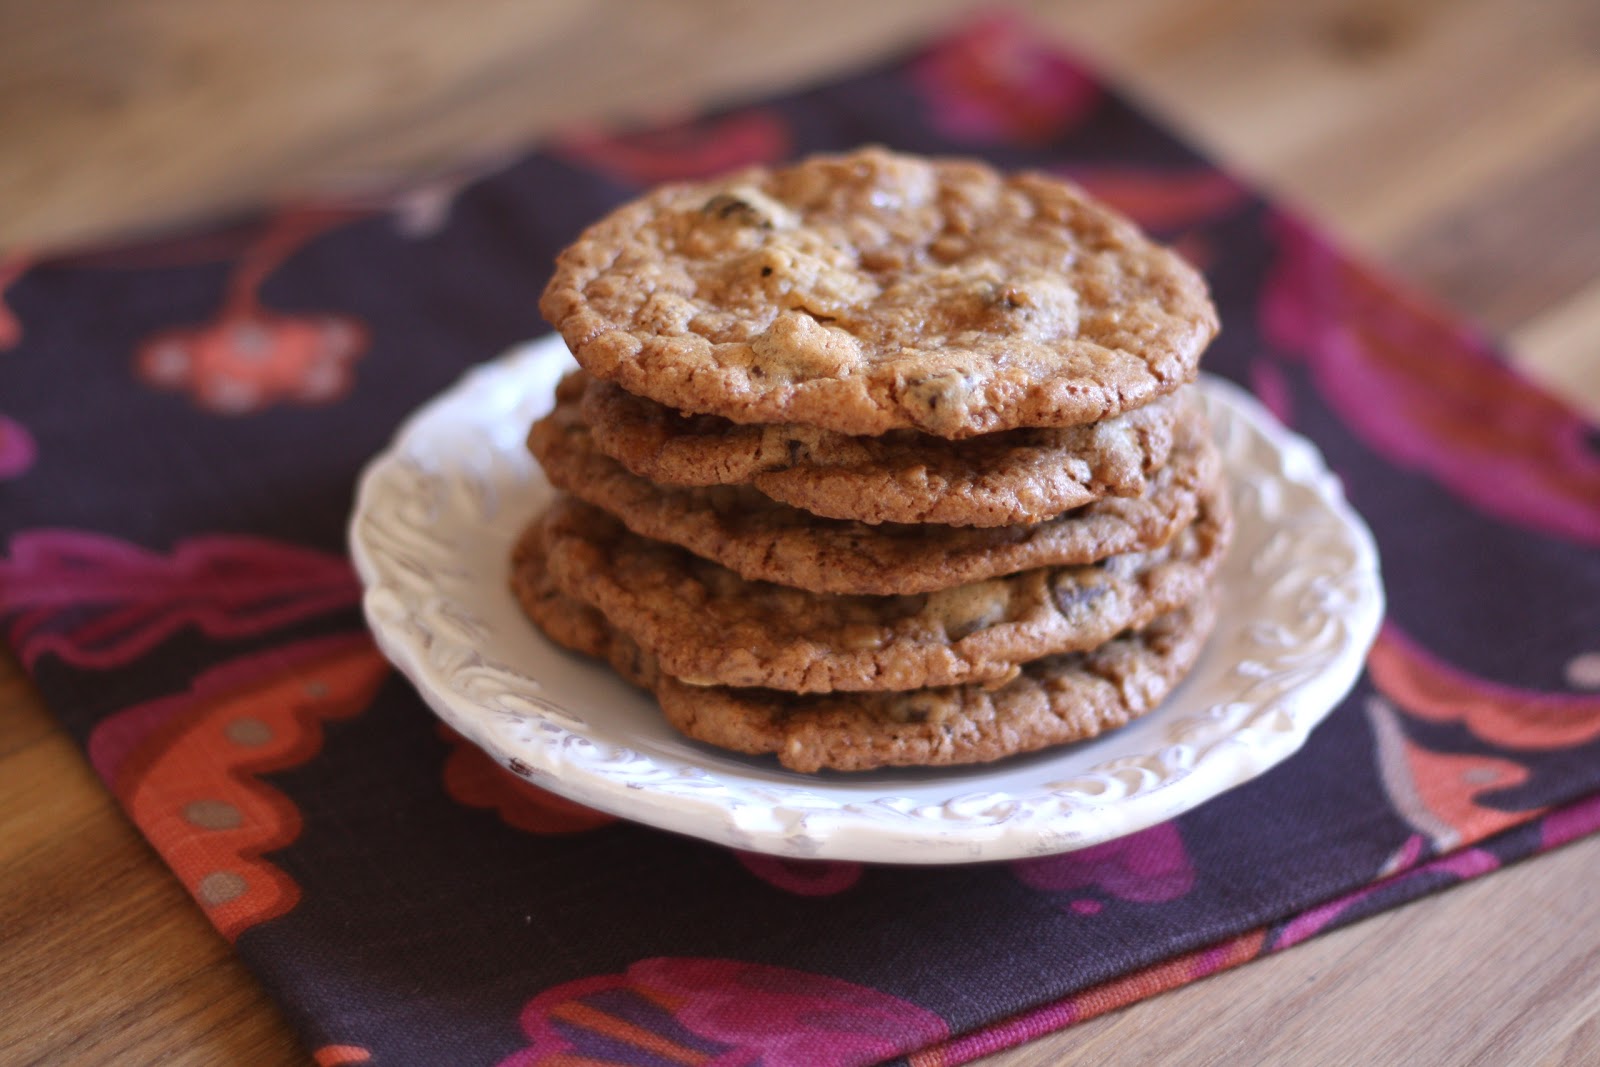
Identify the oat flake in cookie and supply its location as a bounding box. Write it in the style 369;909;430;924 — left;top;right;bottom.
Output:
540;147;1218;438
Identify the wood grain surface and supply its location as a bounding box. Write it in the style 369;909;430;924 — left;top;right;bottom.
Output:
2;1;1597;1065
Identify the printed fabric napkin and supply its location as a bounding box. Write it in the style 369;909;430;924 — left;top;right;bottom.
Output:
3;15;1599;1067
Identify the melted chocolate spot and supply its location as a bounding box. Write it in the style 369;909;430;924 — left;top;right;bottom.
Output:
702;193;772;228
1052;580;1109;616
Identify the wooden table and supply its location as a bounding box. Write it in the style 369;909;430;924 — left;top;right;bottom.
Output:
3;1;1598;1063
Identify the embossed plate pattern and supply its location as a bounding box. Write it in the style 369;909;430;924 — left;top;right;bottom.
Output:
350;336;1384;863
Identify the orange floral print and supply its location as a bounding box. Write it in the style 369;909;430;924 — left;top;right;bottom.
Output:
90;634;389;939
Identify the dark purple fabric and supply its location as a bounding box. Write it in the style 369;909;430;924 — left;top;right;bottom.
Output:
3;16;1599;1067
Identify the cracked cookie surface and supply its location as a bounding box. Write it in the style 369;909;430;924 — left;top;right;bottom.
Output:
541;147;1217;438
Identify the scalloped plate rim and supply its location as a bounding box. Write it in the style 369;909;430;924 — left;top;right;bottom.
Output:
349;335;1384;864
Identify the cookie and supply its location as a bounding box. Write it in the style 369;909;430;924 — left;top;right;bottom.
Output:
512;530;1218;773
578;373;1179;526
529;378;1218;595
540;147;1218;438
536;484;1230;693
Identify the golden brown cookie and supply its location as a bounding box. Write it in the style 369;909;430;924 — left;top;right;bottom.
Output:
577;373;1179;526
512;530;1218;773
535;485;1230;693
540;147;1217;438
529;377;1218;594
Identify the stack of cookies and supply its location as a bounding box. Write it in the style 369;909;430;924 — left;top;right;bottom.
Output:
513;148;1230;773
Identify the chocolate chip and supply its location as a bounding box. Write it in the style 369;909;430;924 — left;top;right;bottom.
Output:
903;370;973;425
1052;579;1110;617
760;265;774;276
703;193;744;217
702;193;772;228
888;692;952;724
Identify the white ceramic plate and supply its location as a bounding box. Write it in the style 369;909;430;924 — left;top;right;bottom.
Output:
350;336;1383;864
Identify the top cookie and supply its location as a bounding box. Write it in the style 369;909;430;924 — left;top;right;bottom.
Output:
541;147;1218;438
